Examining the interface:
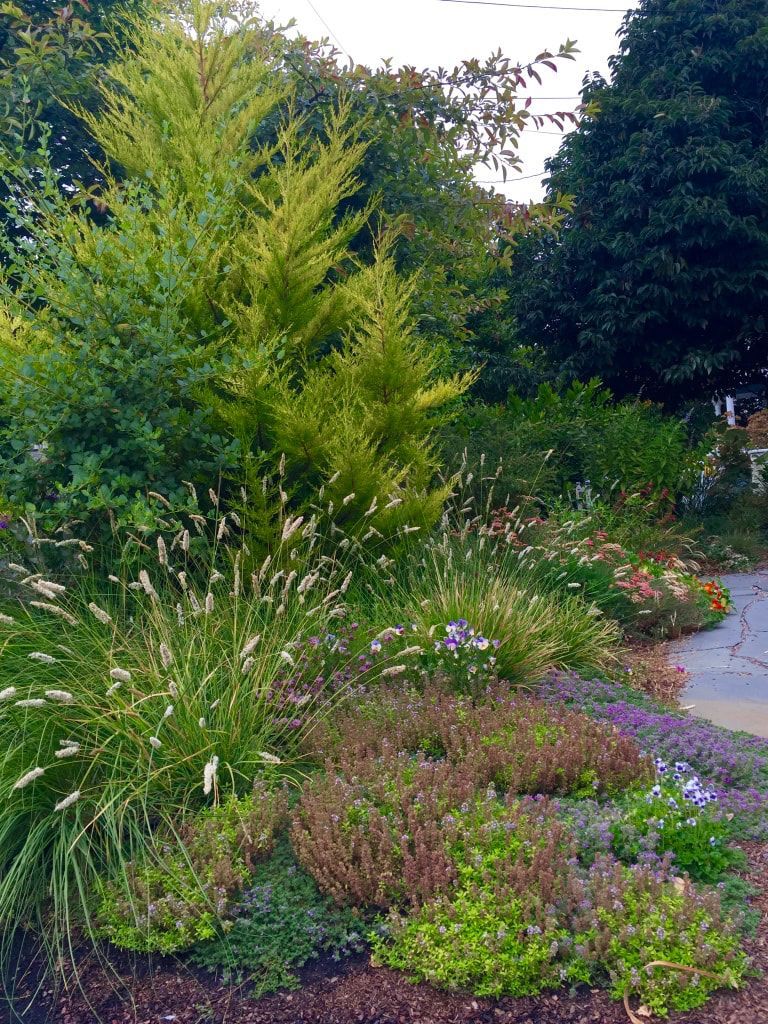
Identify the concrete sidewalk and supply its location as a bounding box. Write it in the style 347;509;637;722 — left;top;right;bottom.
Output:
671;571;768;737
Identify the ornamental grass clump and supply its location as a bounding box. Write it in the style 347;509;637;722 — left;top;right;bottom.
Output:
361;533;619;686
0;513;401;968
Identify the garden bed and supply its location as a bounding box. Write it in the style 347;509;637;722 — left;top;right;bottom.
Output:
14;839;768;1024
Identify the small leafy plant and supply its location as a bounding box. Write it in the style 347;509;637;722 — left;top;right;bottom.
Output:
614;759;738;882
189;839;367;992
97;785;288;953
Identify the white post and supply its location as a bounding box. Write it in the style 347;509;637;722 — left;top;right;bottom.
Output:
725;395;736;426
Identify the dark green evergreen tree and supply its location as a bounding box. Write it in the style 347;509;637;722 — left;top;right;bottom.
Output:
510;0;768;401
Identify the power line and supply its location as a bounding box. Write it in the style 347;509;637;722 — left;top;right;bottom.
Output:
305;0;352;58
480;169;550;182
438;0;630;13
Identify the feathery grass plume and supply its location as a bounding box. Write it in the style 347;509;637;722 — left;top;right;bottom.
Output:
159;643;173;669
29;602;79;626
109;668;131;683
0;614;16;626
88;603;113;626
45;691;74;704
15;699;48;708
54;792;80;812
13;767;45;790
28;652;56;664
0;688;16;701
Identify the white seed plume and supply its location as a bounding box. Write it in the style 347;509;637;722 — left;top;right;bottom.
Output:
28;652;56;664
381;665;407;677
54;791;81;812
138;570;158;600
188;591;202;615
157;536;168;567
208;488;220;506
176;603;184;626
258;751;281;765
240;635;261;659
205;592;214;614
216;517;228;541
177;571;188;591
163;704;174;718
385;497;403;509
88;602;113;626
15;698;47;708
0;687;17;701
182;480;198;501
148;491;172;508
149;736;162;750
279;651;295;667
198;717;207;728
209;571;224;585
241;657;255;675
168;680;179;699
7;563;28;574
45;690;74;703
13;767;45;789
159;643;173;669
209;699;220;711
0;613;16;625
203;755;219;795
29;601;79;626
229;511;241;527
105;682;122;696
181;530;190;553
281;515;304;542
110;667;132;683
108;574;121;584
34;579;66;595
55;744;80;759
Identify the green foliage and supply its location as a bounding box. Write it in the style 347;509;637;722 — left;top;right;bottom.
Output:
596;867;746;1016
189;839;367;991
0;0;142;188
443;381;704;516
97;785;287;954
360;533;619;685
0;512;387;967
510;0;768;399
0;0;467;542
373;798;746;1014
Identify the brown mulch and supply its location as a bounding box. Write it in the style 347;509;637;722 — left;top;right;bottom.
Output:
9;843;767;1024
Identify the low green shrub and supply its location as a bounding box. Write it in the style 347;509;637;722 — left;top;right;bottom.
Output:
591;858;746;1016
97;784;287;953
309;684;651;797
371;797;589;997
293;688;650;908
613;761;740;883
189;839;367;991
372;800;746;1016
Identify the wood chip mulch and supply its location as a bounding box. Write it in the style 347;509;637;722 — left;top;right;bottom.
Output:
10;843;767;1024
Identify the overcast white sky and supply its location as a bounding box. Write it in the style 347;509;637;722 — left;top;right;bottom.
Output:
257;0;638;200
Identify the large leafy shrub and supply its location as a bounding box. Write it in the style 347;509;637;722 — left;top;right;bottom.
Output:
0;0;467;543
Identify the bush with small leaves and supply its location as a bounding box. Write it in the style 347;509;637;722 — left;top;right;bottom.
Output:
189;839;367;993
308;683;652;798
97;783;287;953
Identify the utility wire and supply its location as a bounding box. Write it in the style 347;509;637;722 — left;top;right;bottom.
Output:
438;0;630;13
305;0;352;58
